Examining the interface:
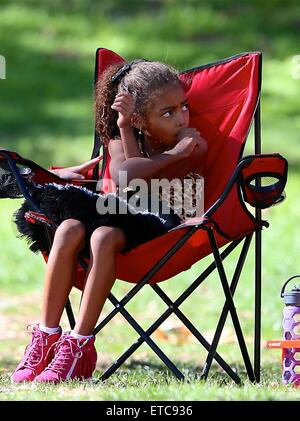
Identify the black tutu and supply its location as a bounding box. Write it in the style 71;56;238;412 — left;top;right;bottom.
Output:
13;182;181;254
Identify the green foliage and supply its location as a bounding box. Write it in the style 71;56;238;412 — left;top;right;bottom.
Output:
0;0;299;166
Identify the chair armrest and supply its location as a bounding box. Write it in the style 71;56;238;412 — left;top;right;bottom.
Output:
0;150;101;211
205;153;288;218
239;154;288;209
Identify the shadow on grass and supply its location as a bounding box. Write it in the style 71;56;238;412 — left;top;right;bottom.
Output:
0;358;17;377
93;359;249;386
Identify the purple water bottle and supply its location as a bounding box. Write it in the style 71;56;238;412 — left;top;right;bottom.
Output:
281;275;300;385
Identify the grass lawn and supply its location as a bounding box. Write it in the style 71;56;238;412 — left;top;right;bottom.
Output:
0;0;300;402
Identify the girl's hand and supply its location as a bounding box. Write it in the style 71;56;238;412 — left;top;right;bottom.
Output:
170;128;207;160
50;156;102;180
111;92;135;129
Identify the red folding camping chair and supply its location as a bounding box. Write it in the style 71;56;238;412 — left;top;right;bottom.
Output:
0;48;288;384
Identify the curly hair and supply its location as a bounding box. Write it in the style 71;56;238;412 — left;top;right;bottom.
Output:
95;60;182;145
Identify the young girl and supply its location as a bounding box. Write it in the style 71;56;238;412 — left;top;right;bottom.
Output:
11;59;207;383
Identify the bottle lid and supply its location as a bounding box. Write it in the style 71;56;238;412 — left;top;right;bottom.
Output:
281;277;300;306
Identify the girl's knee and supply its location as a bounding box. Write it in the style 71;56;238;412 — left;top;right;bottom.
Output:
90;226;126;253
54;219;86;247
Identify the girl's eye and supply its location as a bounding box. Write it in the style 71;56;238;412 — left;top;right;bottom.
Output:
162;111;172;118
182;103;189;111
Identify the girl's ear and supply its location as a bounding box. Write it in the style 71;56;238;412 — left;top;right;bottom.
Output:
131;113;142;129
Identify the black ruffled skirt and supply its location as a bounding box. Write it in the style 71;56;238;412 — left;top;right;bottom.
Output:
14;182;181;254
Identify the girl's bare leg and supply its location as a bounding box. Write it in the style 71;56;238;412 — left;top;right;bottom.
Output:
73;226;126;336
41;219;86;328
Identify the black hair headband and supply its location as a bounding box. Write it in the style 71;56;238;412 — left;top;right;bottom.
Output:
111;59;148;85
111;63;132;84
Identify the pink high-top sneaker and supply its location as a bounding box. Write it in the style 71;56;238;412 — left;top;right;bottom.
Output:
35;334;97;384
11;324;62;382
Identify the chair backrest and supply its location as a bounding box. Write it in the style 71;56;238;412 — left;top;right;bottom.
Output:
94;48;261;240
180;53;261;239
180;54;261;209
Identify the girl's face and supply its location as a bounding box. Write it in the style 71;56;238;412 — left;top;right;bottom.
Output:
143;83;190;147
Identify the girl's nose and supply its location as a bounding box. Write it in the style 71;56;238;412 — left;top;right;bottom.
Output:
176;111;188;127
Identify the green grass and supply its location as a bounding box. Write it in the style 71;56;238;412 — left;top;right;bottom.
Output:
1;0;300;401
0;369;299;401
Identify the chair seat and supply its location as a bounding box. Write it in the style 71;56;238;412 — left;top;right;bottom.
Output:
71;220;254;289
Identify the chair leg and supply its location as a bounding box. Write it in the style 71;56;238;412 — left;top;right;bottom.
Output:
101;288;241;384
106;293;185;381
94;226;200;332
65;298;76;330
254;226;262;382
152;285;242;384
200;234;252;380
207;228;255;382
100;240;244;383
254;102;262;383
76;257;185;380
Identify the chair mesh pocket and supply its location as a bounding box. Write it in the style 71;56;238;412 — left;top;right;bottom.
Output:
0;161;32;198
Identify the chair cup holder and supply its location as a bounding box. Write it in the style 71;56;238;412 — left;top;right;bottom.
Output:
242;173;286;209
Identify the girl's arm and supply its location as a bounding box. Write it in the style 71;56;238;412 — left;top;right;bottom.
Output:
50;156;102;180
109;139;180;184
111;92;142;159
109;134;206;186
119;126;142;159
